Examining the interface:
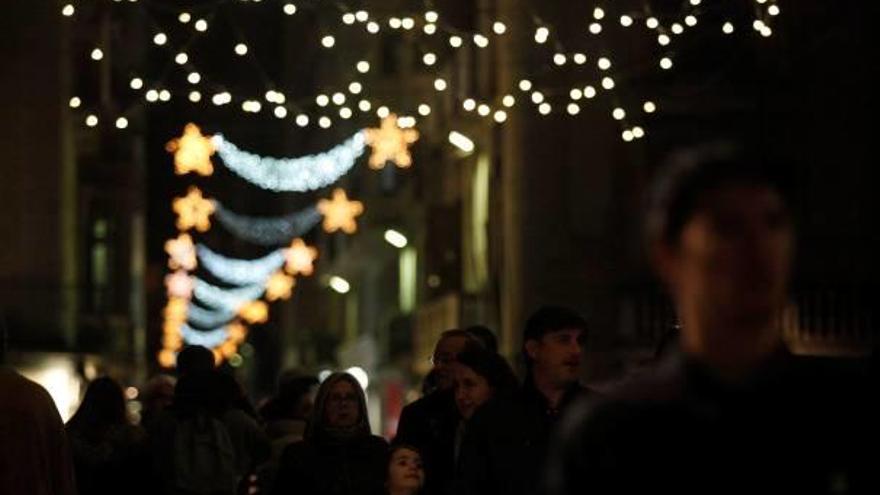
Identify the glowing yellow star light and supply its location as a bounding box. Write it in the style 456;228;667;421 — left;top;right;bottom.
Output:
165;233;197;271
318;188;365;234
220;341;239;358
165;270;194;299
158;349;177;368
285;238;319;276
163;297;189;323
173;186;215;232
227;322;248;344
239;300;269;324
364;114;419;169
166;123;215;176
265;272;296;301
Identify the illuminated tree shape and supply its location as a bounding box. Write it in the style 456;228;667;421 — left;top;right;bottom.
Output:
285;238;318;276
165;233;197;271
173;186;215;232
318;188;364;234
165;270;194;299
364;114;419;169
265;272;296;301
166;123;215;176
163;297;189;323
228;322;248;344
239;300;269;324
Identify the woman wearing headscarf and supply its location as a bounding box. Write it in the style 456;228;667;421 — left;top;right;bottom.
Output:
272;372;389;495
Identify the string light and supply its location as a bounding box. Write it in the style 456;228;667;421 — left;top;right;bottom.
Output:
723;22;735;34
589;23;602;34
213;202;321;246
690;0;702;5
175;53;188;65
91;48;104;60
646;17;659;29
519;79;533;91
62;4;75;16
424;24;437;35
178;12;191;23
473;34;489;48
671;24;684;35
685;15;698;27
658;34;671;46
316;94;330;107
69;96;81;108
115;117;129;129
198;244;287;286
425;11;439;23
130;77;143;90
274;106;287;118
493;22;507;35
321;36;336;48
181;324;230;349
358;100;372;112
534;27;549;44
584;85;597;98
531;91;545;104
349;82;363;94
450;35;463;47
538;103;552;115
332;92;346;105
189;91;201;103
212;92;232;105
573;53;587;65
212;131;365;192
761;26;773;37
643;101;657;113
477;104;491;117
768;5;781;16
620;15;633;27
159;90;172;102
553;53;567;66
418;104;431;116
389;18;402;29
612;108;626;120
597;57;612;70
283;2;298;14
423;53;437;66
463;99;477;111
632;126;645;138
146;90;159;102
339;107;352;119
401;17;415;30
593;7;605;20
153;33;167;45
357;61;370;73
377;106;390;118
355;10;369;22
622;130;635;142
296;114;309;127
601;77;615;90
567;103;580;115
194;278;267;312
235;43;248;55
434;78;447;91
502;95;516;107
86;114;98;127
194;19;208;32
342;13;355;25
367;22;380;34
242;100;262;113
187;72;201;84
570;88;583;100
493;110;508;123
660;57;673;69
187;305;236;331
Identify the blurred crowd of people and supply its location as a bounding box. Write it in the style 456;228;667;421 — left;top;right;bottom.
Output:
2;143;876;494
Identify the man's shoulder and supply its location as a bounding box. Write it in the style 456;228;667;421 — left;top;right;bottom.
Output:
0;367;58;414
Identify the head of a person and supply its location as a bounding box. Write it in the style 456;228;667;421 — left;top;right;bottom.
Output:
262;375;319;422
67;377;127;435
646;141;794;360
175;345;215;377
453;348;519;420
307;372;370;440
465;325;499;353
522;306;588;388
431;329;479;390
141;374;176;413
385;444;425;495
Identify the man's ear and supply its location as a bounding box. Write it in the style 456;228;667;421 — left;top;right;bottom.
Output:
524;339;540;361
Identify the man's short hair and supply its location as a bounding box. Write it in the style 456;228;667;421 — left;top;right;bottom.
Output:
645;140;792;247
523;306;588;343
176;345;215;376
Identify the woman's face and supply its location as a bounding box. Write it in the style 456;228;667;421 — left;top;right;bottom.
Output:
453;364;493;420
323;379;360;428
388;447;424;492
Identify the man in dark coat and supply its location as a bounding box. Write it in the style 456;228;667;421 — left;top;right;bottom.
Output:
457;306;593;495
395;329;478;495
544;143;877;494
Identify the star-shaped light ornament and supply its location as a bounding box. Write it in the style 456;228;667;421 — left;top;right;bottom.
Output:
227;322;248;345
165;270;194;299
364;114;419;169
265;272;296;301
165;233;197;271
239;300;269;324
163;297;189;323
166;123;215;176
173;186;215;232
318;188;364;234
158;349;177;368
285;238;318;277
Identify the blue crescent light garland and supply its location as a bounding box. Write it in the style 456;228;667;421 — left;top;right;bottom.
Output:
212;131;366;192
187;302;237;329
181;323;232;348
193;278;268;311
213;201;323;246
197;244;287;287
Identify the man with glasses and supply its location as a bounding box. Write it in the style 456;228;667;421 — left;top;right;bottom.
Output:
396;329;479;495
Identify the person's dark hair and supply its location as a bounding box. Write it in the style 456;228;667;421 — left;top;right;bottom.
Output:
306;372;371;441
261;375;319;422
455;348;519;399
646;140;792;247
66;377;128;441
522;306;588;370
172;370;227;418
465;325;498;353
176;345;215;377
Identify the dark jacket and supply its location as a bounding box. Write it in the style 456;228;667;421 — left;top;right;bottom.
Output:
456;379;593;495
395;388;460;495
544;350;877;495
273;373;389;495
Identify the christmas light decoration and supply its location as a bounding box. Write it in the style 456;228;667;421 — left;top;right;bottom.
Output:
181;323;230;348
165;270;194;299
239;301;269;324
187;303;236;329
364;114;419;169
317;188;364;234
213;132;366;192
194;278;267;312
197;244;287;286
165;233;197;271
213;202;322;246
265;272;296;301
166;123;215;176
284;238;318;276
173;186;215;232
164;297;189;323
